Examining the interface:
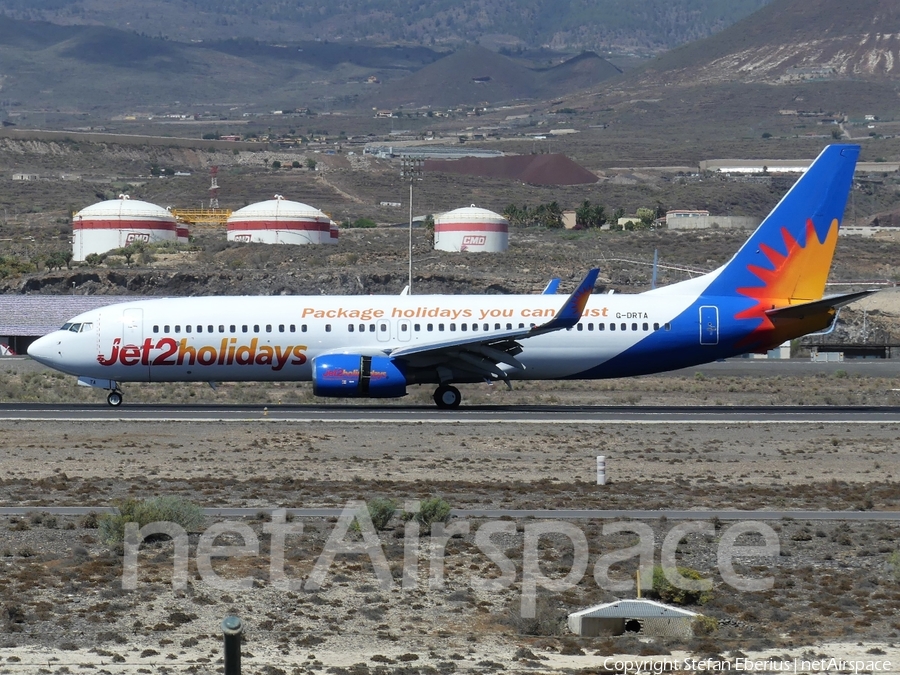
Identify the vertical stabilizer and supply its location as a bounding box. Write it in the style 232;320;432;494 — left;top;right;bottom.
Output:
704;144;859;305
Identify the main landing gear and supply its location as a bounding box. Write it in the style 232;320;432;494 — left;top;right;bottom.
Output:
107;390;124;407
433;384;461;409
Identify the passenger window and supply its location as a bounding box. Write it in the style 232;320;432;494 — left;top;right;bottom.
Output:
450;324;456;332
577;324;583;331
642;322;649;331
359;324;365;333
165;325;171;333
621;323;626;331
253;325;259;333
279;324;285;333
266;325;272;333
348;325;355;332
219;325;225;333
631;323;638;331
368;325;375;332
379;324;387;332
229;325;236;333
610;323;616;331
400;323;408;332
653;323;660;330
507;323;512;330
588;323;594;331
302;325;308;332
325;324;331;332
242;325;248;333
599;323;605;331
519;323;525;329
208;325;213;333
185;325;192;333
175;325;181;334
494;323;500;330
439;323;445;331
153;325;159;334
289;324;296;332
461;324;467;332
427;323;433;331
664;323;671;331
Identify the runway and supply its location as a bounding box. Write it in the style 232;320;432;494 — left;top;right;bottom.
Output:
0;403;899;424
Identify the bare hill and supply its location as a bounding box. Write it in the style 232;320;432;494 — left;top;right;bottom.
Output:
365;45;622;108
635;0;900;86
424;154;598;186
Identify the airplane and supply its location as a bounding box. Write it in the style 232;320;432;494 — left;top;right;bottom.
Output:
28;144;874;409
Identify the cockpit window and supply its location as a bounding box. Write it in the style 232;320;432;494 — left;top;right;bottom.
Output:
61;323;73;331
68;323;82;333
80;323;93;333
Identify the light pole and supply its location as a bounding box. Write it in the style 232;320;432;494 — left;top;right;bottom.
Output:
400;156;423;294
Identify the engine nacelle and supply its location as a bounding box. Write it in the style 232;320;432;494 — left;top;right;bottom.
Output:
312;354;407;398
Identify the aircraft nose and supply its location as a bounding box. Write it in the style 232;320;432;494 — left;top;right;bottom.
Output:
27;333;61;366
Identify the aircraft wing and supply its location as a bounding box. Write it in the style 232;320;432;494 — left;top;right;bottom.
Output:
764;290;880;320
386;269;599;386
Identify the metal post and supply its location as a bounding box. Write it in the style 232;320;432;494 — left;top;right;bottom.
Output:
400;157;423;295
222;615;243;675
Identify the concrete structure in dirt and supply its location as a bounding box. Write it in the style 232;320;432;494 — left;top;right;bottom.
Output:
568;599;699;638
72;196;180;262
226;196;332;245
434;206;508;253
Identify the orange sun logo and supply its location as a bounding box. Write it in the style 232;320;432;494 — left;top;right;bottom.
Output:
735;217;838;338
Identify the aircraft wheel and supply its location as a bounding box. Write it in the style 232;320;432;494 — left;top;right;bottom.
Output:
433;384;461;409
107;391;123;407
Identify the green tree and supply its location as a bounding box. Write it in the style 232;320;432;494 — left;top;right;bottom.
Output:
575;200;606;228
271;160;282;169
636;207;656;229
291;160;301;168
306;158;317;171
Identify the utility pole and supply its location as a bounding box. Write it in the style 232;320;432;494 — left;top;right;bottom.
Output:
400;156;423;294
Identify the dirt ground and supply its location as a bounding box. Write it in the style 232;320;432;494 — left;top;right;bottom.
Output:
3;360;900;673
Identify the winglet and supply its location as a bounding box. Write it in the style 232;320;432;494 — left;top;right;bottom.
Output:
529;268;599;335
541;278;561;295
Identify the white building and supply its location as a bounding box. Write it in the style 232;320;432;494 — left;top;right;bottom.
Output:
434;205;508;253
227;195;332;245
72;195;178;262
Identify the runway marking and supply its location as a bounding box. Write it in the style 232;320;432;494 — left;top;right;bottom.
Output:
1;417;898;425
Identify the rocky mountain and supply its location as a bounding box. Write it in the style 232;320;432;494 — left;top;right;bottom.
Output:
634;0;900;86
364;45;622;108
0;0;772;54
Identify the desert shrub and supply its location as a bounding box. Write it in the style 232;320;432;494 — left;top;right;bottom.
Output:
98;496;205;545
692;615;718;635
350;497;396;532
648;566;713;606
403;497;452;529
366;498;397;530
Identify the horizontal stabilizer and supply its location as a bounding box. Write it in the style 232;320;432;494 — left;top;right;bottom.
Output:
765;290;880;320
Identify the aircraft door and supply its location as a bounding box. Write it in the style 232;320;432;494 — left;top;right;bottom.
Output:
396;319;411;343
699;305;719;345
376;319;391;343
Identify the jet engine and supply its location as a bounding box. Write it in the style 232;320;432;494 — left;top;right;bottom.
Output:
312;354;407;398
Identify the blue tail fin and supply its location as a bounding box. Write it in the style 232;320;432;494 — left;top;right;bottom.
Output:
704;144;859;304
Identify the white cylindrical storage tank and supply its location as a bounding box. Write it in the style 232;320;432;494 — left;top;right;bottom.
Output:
327;220;339;245
72;195;177;262
226;195;330;245
434;205;508;252
176;225;190;244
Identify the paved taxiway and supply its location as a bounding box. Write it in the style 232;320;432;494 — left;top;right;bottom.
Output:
0;403;899;424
